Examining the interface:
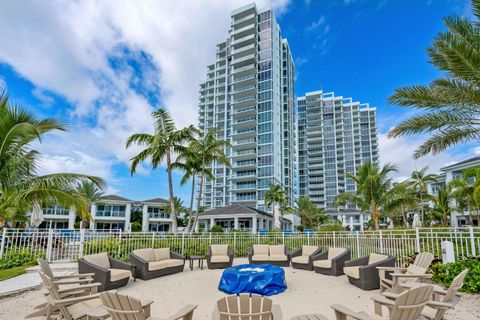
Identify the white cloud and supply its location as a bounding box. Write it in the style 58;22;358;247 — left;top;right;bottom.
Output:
307;15;326;31
378;132;467;182
0;0;291;191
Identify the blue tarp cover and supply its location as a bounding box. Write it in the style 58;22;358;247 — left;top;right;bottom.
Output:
218;264;287;296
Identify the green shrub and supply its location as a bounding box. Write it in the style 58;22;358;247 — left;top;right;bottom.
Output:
130;222;142;232
210;225;224;233
0;249;44;270
318;221;344;232
431;258;480;293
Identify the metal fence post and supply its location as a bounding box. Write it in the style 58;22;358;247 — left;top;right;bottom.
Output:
469;226;476;257
46;229;54;262
182;233;185;256
332;231;336;247
0;228;7;259
415;227;421;253
379;230;384;253
233;232;236;252
79;228;85;258
209;232;212;245
282;232;285;245
151;232;155;248
356;231;360;258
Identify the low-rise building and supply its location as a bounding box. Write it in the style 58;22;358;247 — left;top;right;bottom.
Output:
195;203;293;233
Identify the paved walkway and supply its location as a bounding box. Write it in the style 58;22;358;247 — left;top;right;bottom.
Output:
0;262;76;298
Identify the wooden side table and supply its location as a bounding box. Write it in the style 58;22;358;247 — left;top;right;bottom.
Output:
188;255;205;270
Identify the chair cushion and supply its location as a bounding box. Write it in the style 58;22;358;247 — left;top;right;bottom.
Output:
269;245;285;255
211;255;230;263
211;244;229;256
302;245;318;256
269;254;288;262
148;259;183;271
133;249;155;262
328;247;346;260
84;253;110;269
313;259;332;269
368;253;388;265
109;268;131;282
292;256;310;264
153;248;170;261
252;254;269;261
253;245;269;255
344;266;360;279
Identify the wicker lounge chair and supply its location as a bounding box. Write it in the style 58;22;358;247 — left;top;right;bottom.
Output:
38;270;102;320
206;245;234;269
331;285;434;320
130;248;185;280
291;245;322;270
313;248;351;276
248;244;291;267
100;291;196;320
378;252;434;293
343;253;396;290
78;252;134;291
214;294;282;320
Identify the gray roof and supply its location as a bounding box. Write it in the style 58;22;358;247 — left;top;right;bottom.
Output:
142;197;169;204
200;203;272;217
101;195;132;202
441;157;480;171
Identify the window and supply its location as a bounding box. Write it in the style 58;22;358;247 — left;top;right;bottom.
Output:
258;122;272;133
258;101;272;112
258;155;272;166
258;11;271;22
258;91;272;102
258;40;271;51
258;21;270;32
258;30;271;42
258;70;271;81
258;112;272;123
258;166;273;177
258;51;271;61
258;133;272;144
258;144;272;155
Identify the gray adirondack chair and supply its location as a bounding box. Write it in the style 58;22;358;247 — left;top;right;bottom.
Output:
378;252;434;293
100;291;197;320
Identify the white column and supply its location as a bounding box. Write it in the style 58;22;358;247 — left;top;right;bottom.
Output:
252;215;257;234
360;214;364;232
234;217;239;230
124;203;131;232
210;218;215;229
142;205;149;232
195;220;200;233
68;206;76;230
89;204;96;230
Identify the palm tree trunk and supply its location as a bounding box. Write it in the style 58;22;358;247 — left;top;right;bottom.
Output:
166;152;177;233
419;193;424;225
371;203;380;230
191;162;205;234
185;175;196;232
273;203;281;230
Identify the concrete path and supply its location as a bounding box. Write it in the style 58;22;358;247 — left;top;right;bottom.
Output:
0;262;77;298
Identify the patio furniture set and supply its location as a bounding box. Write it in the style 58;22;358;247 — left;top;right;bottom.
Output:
28;245;469;320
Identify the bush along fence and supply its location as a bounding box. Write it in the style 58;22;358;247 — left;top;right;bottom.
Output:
0;227;479;267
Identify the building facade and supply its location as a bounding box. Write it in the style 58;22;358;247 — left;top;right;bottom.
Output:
427;157;480;227
197;3;295;213
297;90;379;230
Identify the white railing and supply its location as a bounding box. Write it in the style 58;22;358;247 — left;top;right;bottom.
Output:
0;227;479;266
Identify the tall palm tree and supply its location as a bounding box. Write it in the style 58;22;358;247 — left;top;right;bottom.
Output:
449;167;480;225
335;162;398;230
0;92;105;227
76;180;105;229
126;108;197;233
172;143;213;232
264;183;287;230
164;196;188;227
295;196;325;229
410;166;438;224
431;187;453;226
388;0;480;158
188;129;230;233
383;181;418;228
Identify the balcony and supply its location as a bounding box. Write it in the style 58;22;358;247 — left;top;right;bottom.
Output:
231;53;256;68
232;137;256;148
232;183;257;192
232;23;255;37
232;95;256;107
232;73;256;86
233;159;256;170
232;64;256;76
232;83;256;95
232;34;255;48
232;105;256;117
233;127;256;139
231;13;256;27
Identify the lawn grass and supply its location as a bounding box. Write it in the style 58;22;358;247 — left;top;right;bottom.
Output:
0;265;29;281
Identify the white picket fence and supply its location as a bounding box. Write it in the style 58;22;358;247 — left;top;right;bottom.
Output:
0;227;479;267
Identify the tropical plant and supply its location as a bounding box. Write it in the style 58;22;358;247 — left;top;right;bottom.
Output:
186;128;230;233
295;196;325;229
0;92;105;228
75;180;105;229
432;258;478;293
264;183;287;230
126;108;197;233
383;181;418;228
388;1;480;158
164;196;188;227
431;186;453;226
335;162;398;230
449;167;480;225
410;166;438;224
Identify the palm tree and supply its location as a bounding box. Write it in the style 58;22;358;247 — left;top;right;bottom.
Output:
449;167;480;225
0;92;105;227
431;187;453;226
188;129;230;233
295;196;325;229
164;196;188;227
126;108;197;233
388;0;480;158
172;142;213;232
335;162;398;230
264;183;287;230
76;180;105;229
383;181;418;228
410;166;438;224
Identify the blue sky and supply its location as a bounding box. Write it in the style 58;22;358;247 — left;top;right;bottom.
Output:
0;0;476;206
